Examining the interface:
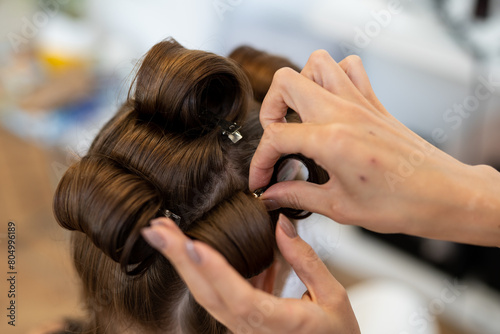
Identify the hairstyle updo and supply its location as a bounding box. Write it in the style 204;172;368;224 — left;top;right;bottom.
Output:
52;38;325;334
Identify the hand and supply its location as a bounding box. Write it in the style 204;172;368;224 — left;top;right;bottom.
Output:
249;50;500;247
141;215;360;334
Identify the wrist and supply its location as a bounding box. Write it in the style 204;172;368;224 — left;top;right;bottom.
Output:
462;164;500;246
428;164;500;246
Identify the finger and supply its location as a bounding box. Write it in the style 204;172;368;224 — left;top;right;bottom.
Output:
196;242;321;332
261;180;334;218
141;218;298;331
338;55;387;114
140;219;225;313
260;67;340;128
276;215;344;306
142;218;257;329
301;50;364;102
249;122;331;191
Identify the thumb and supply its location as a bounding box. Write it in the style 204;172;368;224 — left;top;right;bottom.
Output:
275;214;344;305
262;180;332;217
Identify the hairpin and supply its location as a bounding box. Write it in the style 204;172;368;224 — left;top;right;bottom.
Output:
161;209;181;224
199;110;243;143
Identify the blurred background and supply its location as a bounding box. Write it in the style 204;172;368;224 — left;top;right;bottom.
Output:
0;0;499;333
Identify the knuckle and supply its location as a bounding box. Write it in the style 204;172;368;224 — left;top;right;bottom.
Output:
325;124;352;155
263;122;286;141
273;67;297;87
344;54;363;67
342;55;364;78
303;244;320;263
266;121;283;133
285;190;303;210
328;200;349;222
328;197;360;225
309;49;332;67
307;124;331;148
290;242;320;269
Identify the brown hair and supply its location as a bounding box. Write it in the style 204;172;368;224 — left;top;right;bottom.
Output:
53;39;324;334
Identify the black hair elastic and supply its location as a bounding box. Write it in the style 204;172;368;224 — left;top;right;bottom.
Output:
253;153;329;220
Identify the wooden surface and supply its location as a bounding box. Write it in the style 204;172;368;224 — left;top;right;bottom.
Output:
0;126;83;334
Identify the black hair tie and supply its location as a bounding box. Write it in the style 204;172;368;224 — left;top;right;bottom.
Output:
254;153;329;220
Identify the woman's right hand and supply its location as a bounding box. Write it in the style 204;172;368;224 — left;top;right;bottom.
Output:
250;50;500;247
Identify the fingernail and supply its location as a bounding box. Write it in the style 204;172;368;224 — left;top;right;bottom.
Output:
141;228;167;249
186;240;202;264
150;218;169;227
279;215;297;239
262;199;280;211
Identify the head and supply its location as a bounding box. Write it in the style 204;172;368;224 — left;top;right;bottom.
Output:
53;39;323;333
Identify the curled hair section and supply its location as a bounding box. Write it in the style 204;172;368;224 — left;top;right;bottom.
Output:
229;45;300;102
131;38;252;137
53;155;161;275
52;38;329;334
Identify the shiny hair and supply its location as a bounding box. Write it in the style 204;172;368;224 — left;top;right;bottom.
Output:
52;39;326;333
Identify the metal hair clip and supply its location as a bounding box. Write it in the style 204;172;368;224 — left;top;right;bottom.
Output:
199;110;243;143
218;119;242;143
162;209;181;224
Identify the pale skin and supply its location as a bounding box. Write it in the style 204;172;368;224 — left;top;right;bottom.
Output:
142;50;500;333
251;50;500;247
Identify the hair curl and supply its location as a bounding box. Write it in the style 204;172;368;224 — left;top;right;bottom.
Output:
53;39;327;334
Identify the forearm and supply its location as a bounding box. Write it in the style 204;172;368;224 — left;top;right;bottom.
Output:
250;50;500;248
409;164;500;247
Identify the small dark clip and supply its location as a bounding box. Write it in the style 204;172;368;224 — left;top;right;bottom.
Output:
162;209;181;224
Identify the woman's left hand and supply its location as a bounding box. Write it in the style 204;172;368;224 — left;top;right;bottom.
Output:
141;215;360;334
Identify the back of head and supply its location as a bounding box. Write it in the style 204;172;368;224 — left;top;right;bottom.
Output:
53;39;303;334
